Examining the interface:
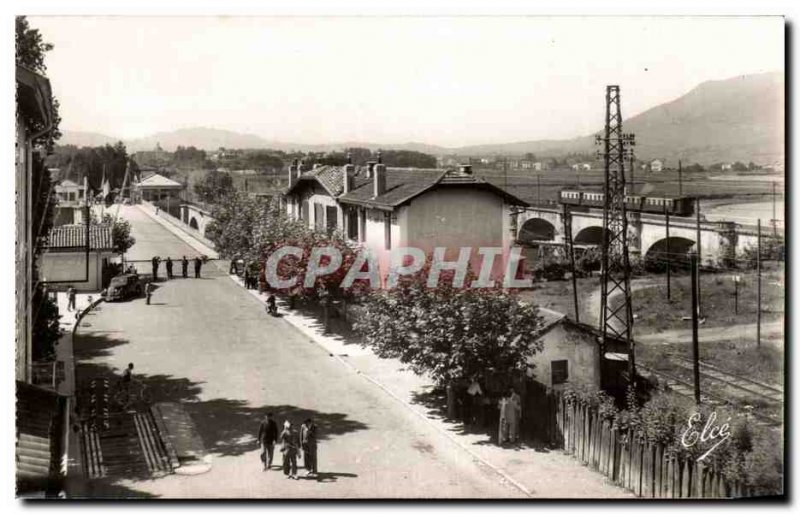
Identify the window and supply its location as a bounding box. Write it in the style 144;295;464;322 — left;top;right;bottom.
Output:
551;360;568;385
384;212;392;250
347;208;359;241
326;205;338;235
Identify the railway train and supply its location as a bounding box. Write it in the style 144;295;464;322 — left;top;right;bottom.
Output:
559;189;695;216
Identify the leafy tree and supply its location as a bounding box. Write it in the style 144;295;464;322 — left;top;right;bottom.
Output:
683;163;705;173
194;169;234;204
354;275;543;390
732;161;748;172
89;211;136;255
16;16;62;151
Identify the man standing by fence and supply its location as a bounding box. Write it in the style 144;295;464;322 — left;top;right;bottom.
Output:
151;256;161;281
181;256;188;278
166;257;173;279
67;286;76;312
194;257;203;278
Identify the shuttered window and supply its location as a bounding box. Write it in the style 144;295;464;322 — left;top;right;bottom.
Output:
552;360;569;385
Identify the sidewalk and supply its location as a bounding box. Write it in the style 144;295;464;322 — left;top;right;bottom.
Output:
151;216;631;498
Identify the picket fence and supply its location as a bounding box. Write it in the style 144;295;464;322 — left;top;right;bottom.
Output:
549;394;751;499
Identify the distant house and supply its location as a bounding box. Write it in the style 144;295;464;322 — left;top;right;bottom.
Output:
53;178;89;226
284;161;528;280
533;162;545;171
650;160;664;172
39;224;116;292
133;172;184;202
721;163;733;171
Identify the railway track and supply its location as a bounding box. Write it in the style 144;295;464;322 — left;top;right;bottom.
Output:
670;355;783;405
637;364;781;427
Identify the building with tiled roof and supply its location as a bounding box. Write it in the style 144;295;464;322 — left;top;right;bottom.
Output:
133;172;184;203
39;224;117;292
283;158;528;281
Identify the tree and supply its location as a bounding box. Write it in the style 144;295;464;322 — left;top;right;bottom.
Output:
354;276;543;390
89;211;136;255
194;169;234;204
16;16;62;152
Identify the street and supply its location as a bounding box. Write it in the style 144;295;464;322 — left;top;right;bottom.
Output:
73;206;526;498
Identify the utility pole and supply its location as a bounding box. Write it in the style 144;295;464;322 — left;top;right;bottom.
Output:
695;198;702;317
563;203;580;323
596;85;636;391
664;204;671;300
537;174;541;205
678;160;683;197
772;182;777;236
757;219;762;347
690;252;701;404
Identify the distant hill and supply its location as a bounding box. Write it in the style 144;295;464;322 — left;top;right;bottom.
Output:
59;72;784;166
452;72;785;165
58;130;122;148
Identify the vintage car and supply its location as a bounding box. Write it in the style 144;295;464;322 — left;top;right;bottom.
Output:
105;273;143;301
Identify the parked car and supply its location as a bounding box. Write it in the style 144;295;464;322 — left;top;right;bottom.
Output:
106;274;143;301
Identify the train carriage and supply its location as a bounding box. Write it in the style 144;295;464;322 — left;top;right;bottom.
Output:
559;188;694;216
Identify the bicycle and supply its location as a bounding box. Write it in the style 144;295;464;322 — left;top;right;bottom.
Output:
111;378;152;411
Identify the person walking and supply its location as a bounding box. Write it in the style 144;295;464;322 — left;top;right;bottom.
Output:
466;378;484;428
121;363;134;395
300;418;318;477
165;257;173;279
151;256;161;281
67;286;77;312
243;268;251;289
257;412;279;471
181;256;188;278
279;420;300;479
194;257;202;278
145;281;154;305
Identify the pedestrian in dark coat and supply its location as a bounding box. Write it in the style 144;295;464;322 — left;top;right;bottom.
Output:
257;412;279;471
181;256;188;278
244;268;251;289
166;257;173;279
194;257;202;278
145;282;154;305
279;420;300;479
67;286;77;311
300;418;318;476
151;256;161;281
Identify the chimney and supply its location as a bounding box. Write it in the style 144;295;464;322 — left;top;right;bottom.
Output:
373;151;386;197
343;153;355;194
288;159;299;185
460;164;473;175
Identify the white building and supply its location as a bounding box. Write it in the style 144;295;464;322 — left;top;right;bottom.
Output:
283;161;529;280
133;172;184;202
39;224;116;292
650;159;664;172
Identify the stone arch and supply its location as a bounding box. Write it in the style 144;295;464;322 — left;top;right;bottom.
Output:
189;217;200;231
574;226;606;246
643;236;696;271
518;218;557;244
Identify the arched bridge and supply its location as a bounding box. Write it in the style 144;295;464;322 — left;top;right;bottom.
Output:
513;206;766;267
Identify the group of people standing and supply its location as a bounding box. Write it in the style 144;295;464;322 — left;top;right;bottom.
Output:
151;255;204;281
258;413;318;480
460;380;523;446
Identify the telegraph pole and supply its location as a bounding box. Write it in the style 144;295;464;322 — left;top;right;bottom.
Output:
772;182;778;236
537;174;541;205
695;198;702;317
678;160;683;197
563;203;580;323
690;252;701;404
757;219;762;347
664;204;671;300
596;85;636;390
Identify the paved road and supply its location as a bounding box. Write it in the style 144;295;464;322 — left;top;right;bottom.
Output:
73;206;523;498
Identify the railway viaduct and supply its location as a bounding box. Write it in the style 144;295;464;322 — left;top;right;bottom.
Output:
513;206;766;266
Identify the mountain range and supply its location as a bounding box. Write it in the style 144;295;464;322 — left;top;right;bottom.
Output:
59;72;784;166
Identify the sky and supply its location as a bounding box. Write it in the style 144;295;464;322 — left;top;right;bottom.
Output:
29;16;784;147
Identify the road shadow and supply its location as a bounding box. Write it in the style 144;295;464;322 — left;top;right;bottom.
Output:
304;471;358;483
73;330;369;465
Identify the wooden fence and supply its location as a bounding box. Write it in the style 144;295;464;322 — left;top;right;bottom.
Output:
549;394;751;498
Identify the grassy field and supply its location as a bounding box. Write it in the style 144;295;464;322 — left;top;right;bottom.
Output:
629;263;784;334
